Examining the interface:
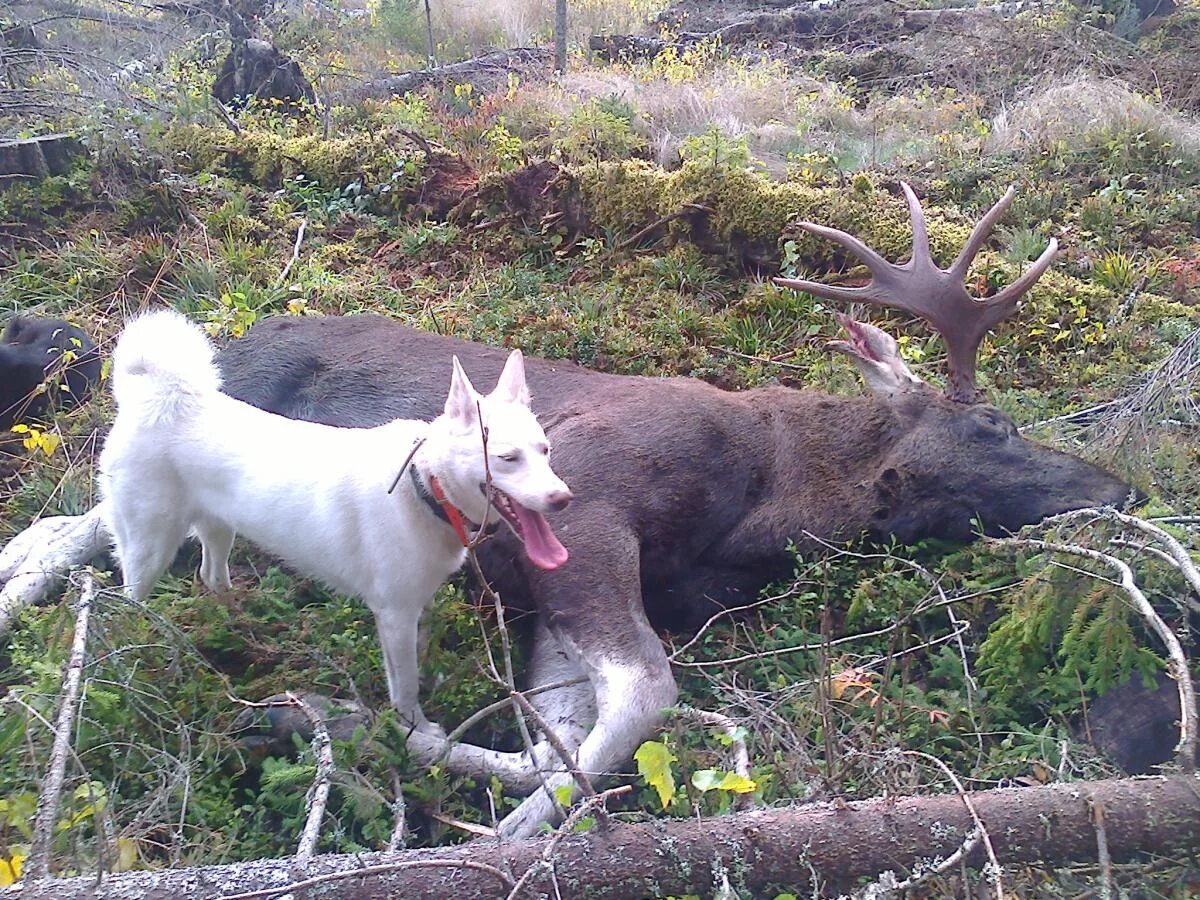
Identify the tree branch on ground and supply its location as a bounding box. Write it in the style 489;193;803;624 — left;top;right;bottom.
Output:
25;570;98;881
14;775;1200;899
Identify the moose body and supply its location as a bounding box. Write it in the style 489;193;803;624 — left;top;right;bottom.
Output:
215;311;1131;838
218;314;1129;631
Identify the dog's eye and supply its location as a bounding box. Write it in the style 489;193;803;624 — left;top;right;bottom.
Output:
538;443;550;456
497;450;521;463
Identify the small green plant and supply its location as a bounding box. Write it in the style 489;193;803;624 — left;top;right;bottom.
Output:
398;222;460;256
553;100;645;166
1000;225;1051;266
1093;250;1139;293
679;125;752;173
204;290;258;338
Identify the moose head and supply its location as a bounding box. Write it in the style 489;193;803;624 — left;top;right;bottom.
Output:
775;184;1136;542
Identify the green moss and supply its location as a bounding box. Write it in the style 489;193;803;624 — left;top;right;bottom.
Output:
575;159;970;266
162;123;424;191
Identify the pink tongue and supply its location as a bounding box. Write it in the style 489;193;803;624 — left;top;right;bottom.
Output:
513;503;569;570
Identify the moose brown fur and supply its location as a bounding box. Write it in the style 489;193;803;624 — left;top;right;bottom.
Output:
212;185;1133;838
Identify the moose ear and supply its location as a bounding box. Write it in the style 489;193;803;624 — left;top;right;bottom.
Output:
491;349;531;408
444;356;480;427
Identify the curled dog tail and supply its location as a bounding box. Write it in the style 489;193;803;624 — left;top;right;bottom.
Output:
111;309;221;424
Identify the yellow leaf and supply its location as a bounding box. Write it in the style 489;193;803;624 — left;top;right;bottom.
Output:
715;772;757;794
634;740;676;809
38;432;61;457
0;851;24;886
116;837;138;872
830;667;876;701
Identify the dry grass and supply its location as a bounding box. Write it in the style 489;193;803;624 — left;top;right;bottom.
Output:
417;0;668;54
986;74;1200;156
508;55;989;175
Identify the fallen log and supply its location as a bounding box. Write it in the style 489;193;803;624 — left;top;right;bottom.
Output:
591;0;1051;62
12;775;1200;898
349;48;552;102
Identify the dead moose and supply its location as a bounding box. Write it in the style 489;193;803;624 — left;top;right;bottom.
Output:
0;184;1134;839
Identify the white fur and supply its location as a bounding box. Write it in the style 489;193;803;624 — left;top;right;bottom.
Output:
99;309;571;733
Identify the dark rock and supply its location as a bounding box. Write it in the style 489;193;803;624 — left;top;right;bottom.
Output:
231;692;371;757
0;317;101;430
1084;673;1195;773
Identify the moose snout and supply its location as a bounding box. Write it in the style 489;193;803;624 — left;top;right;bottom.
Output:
546;488;573;512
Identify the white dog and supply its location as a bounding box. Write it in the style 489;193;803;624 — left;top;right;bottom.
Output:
99;310;572;733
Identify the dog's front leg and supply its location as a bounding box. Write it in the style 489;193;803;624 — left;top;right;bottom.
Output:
371;598;445;738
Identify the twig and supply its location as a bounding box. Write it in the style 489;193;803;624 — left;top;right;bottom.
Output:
711;346;810;372
615;204;710;251
1018;399;1117;432
1091;796;1114;900
504;785;633;899
288;692;334;866
440;677;589;750
669;585;802;661
425;808;496;838
468;408;565;819
26;570;97;881
217;858;516;900
277;218;308;286
508;688;595;798
887;824;983;895
469;557;566;820
905;751;1003;900
995;535;1197;769
1044;507;1200;615
211;96;242;134
387;771;407;852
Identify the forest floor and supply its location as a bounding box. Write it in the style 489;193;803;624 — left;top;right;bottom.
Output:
1;0;1199;894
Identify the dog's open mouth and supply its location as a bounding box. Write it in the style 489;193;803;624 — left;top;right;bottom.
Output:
482;485;569;571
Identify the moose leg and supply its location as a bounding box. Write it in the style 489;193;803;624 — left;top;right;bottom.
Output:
401;621;595;795
0;504;112;634
525;619;595;752
497;519;678;840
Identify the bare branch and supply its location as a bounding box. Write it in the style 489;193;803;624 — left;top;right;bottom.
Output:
288;692;334;865
906;751;1003;900
26;570;98;881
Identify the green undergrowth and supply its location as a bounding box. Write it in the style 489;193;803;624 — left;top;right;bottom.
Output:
1;37;1199;887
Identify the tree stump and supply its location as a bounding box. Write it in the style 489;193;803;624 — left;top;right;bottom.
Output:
0;135;82;183
212;38;315;110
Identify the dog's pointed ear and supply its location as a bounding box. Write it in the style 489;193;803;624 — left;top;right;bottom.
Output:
492;350;531;408
445;356;480;427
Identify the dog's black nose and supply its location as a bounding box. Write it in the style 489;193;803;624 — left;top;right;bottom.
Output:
547;489;573;512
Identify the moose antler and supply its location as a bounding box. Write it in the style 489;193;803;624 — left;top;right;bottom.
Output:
774;183;1058;403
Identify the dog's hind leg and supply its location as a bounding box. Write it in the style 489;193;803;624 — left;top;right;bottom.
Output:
110;515;189;603
193;518;234;592
105;477;190;603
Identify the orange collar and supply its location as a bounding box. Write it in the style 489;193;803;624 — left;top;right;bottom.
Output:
409;465;472;547
429;474;472;546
